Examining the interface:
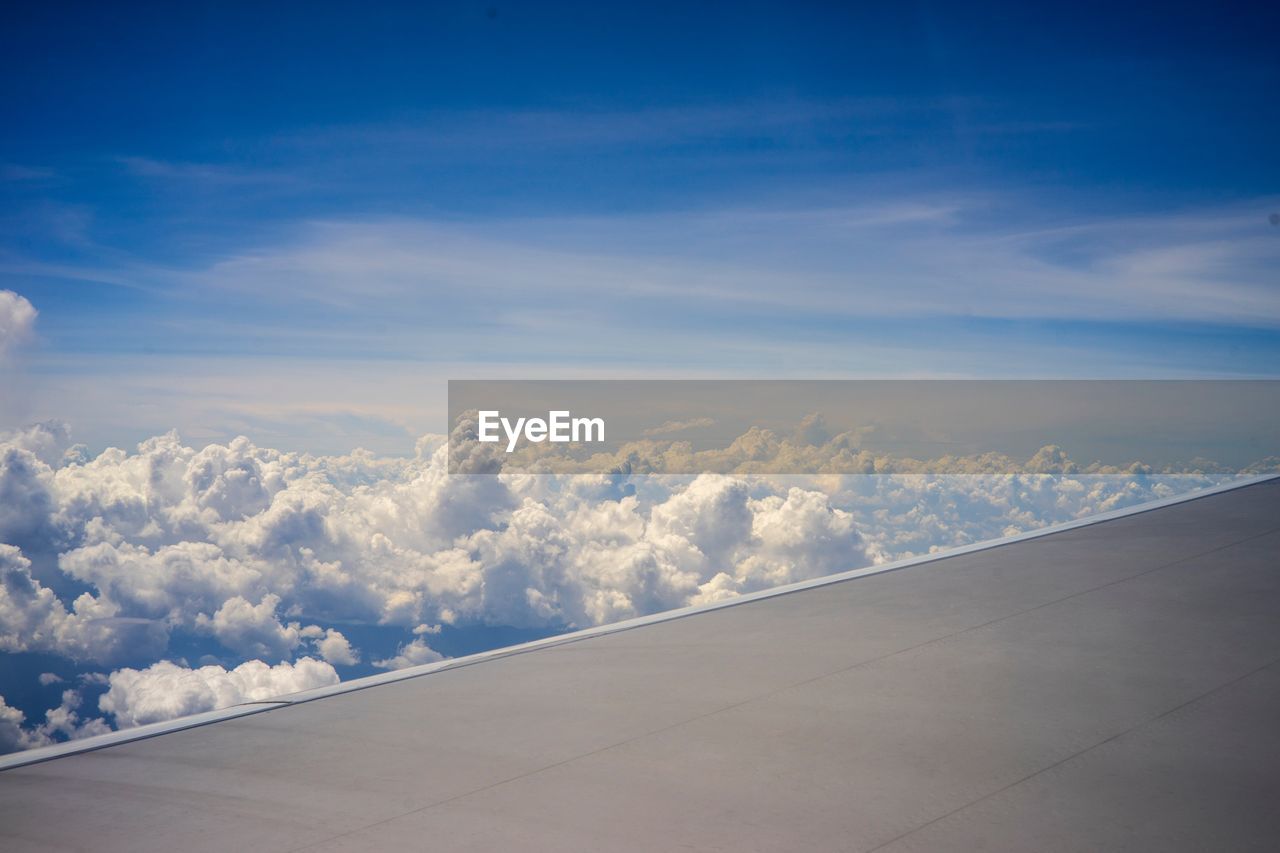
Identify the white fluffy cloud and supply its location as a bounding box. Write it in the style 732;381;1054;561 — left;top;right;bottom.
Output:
308;627;360;666
0;425;886;662
0;542;166;664
0;420;1254;752
196;594;306;661
98;657;339;728
373;635;444;670
38;689;112;742
1;423;1245;664
0;690;111;754
0;695;46;753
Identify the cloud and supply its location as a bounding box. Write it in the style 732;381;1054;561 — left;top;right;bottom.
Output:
283;100;945;155
0;164;56;182
0;291;36;360
0;421;1259;753
137;200;1280;333
0;543;166;664
0;420;78;468
643;417;716;437
197;594;307;661
0;695;46;753
8;197;1278;454
117;156;293;187
373;636;445;670
298;624;360;665
36;689;111;742
3;424;1255;665
98;658;339;728
0;690;111;755
491;424;1246;475
0;441;57;551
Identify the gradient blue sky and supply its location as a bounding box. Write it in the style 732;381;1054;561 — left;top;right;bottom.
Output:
2;1;1278;452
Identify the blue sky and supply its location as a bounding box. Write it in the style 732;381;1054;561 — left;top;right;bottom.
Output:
2;1;1279;453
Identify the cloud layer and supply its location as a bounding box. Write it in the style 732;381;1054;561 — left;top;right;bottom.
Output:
0;421;1247;752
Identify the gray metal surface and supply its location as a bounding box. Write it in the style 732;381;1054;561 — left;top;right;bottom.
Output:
2;479;1278;852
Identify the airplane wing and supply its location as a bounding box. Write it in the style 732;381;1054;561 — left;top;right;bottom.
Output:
2;476;1278;852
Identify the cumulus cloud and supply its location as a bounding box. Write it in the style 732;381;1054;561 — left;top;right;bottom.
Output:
0;420;1260;753
0;690;111;755
3;424;1253;661
197;594;307;661
38;689;111;742
99;658;339;728
0;290;37;361
0;421;79;468
302;625;360;665
0;543;166;664
0;441;57;551
0;544;63;653
373;636;444;670
0;695;46;753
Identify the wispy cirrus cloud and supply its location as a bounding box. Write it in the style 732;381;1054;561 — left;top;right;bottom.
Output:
273;97;1055;154
116;156;300;188
168;198;1280;326
0;164;57;183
